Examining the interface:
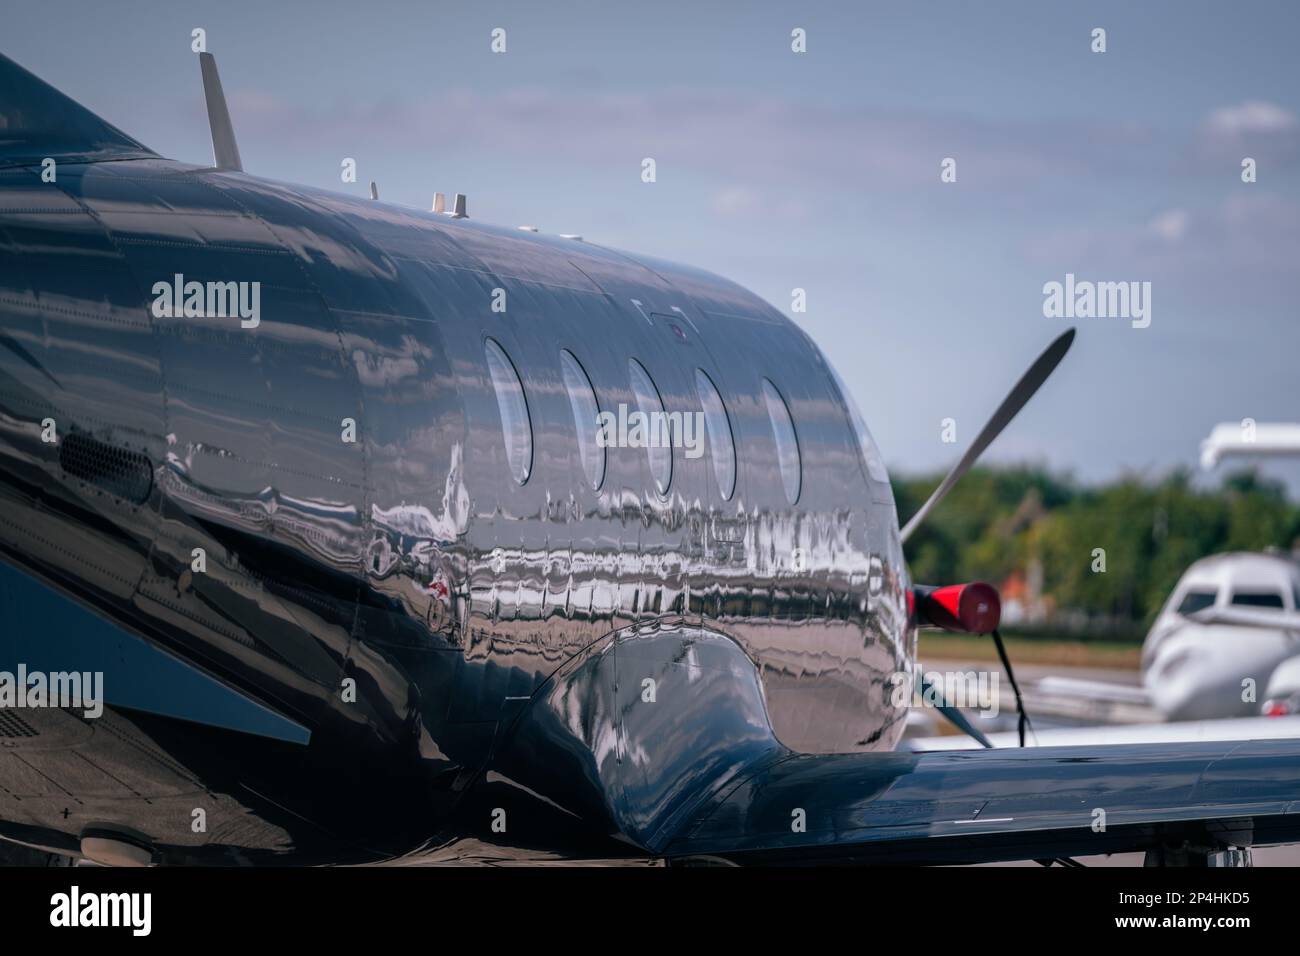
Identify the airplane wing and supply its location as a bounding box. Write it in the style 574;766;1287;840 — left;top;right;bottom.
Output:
662;738;1300;865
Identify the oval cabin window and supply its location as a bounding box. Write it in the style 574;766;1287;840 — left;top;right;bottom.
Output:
827;360;889;484
761;378;801;504
559;349;605;490
694;369;736;500
628;358;672;495
483;338;533;485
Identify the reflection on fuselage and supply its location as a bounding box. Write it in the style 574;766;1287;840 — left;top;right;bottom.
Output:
0;156;912;861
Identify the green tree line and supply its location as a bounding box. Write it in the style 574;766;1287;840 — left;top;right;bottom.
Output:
894;467;1300;636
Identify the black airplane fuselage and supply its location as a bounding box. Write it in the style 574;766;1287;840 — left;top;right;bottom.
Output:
0;132;912;862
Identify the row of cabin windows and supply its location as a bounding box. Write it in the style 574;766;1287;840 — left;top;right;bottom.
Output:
482;337;802;504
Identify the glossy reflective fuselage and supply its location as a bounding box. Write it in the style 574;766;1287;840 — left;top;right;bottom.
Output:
0;157;913;863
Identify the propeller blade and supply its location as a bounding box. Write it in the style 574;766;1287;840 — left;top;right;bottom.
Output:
900;328;1075;544
919;674;994;748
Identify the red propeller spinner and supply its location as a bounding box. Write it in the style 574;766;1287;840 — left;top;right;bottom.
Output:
913;582;1001;634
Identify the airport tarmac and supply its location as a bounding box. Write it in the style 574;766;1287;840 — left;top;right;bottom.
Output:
916;656;1154;733
921;658;1141;687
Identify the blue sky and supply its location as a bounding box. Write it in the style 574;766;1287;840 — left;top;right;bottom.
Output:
8;0;1300;490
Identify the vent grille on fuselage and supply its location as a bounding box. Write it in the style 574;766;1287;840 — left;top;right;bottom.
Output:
0;710;38;739
58;432;153;504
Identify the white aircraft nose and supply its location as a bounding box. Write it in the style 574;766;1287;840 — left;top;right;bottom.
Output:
1145;625;1296;720
1148;667;1254;721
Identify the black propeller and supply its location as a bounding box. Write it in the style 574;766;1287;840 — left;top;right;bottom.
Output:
901;328;1076;544
903;330;1076;748
919;674;994;748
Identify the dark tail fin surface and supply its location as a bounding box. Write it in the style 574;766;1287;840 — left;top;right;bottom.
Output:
0;52;155;166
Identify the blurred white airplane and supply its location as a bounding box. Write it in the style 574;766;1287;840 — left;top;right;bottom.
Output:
1142;551;1300;719
1049;421;1300;724
1184;421;1300;717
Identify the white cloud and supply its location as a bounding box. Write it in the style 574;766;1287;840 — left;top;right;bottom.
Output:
1204;101;1297;136
1148;209;1190;242
219;86;1171;192
1026;193;1300;281
193;84;1300;203
709;185;808;220
710;185;761;217
1193;101;1300;167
